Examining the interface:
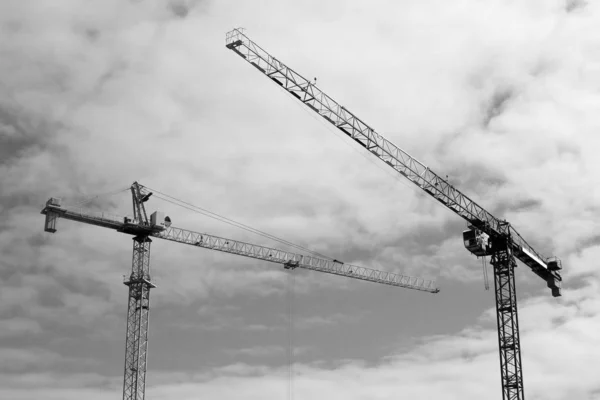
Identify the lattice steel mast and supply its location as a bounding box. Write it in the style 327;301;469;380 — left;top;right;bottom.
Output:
122;183;155;400
225;28;563;400
42;181;438;400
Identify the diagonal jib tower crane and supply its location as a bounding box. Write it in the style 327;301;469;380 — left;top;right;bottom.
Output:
225;28;563;400
41;181;438;400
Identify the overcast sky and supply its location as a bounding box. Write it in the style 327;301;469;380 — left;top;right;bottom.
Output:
1;0;599;399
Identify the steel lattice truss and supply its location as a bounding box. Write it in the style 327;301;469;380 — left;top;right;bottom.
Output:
41;203;438;293
491;247;524;400
225;28;557;281
153;226;438;292
123;236;154;400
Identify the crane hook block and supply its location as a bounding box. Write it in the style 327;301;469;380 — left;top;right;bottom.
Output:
284;260;299;270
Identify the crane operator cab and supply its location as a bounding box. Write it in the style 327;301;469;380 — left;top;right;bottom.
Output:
150;212;171;231
463;228;490;257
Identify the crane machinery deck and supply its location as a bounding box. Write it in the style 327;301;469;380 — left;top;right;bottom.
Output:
41;181;438;400
225;28;563;400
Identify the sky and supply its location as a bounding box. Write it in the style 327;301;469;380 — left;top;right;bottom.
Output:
0;0;599;399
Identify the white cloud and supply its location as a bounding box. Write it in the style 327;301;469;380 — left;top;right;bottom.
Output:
1;0;599;399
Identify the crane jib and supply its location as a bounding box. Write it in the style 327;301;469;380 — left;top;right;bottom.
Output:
41;198;439;294
225;29;561;293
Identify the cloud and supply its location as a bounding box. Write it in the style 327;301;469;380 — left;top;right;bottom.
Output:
0;318;42;338
146;276;597;400
0;0;599;399
130;278;600;399
294;312;361;330
224;345;285;357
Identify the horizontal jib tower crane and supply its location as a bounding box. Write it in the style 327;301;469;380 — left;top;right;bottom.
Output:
42;181;437;400
225;28;563;400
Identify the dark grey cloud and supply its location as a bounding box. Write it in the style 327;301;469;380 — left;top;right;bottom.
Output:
482;87;515;127
328;217;463;268
494;197;542;216
0;95;122;220
556;140;580;158
0;1;598;398
578;234;600;253
168;1;192;18
83;27;101;43
0;105;50;165
442;162;507;198
167;0;208;19
565;0;587;13
0;259;115;314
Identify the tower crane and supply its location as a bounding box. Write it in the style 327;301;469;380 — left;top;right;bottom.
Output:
225;28;563;400
41;181;438;400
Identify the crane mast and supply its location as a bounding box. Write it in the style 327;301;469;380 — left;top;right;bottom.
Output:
44;183;159;400
225;28;563;400
41;182;438;400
